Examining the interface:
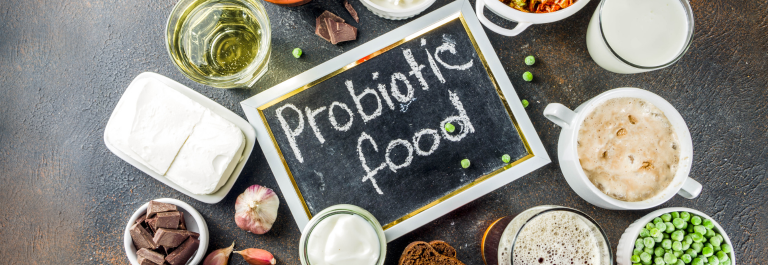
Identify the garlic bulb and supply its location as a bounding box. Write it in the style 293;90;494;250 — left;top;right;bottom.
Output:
235;185;280;234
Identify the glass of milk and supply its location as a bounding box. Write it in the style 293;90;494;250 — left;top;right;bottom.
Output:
586;0;694;74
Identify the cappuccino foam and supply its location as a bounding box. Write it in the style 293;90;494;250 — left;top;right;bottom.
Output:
577;97;679;202
512;211;610;265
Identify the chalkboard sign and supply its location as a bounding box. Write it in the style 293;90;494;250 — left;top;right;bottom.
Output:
242;1;550;241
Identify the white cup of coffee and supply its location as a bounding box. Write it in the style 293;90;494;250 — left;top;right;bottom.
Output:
543;87;701;210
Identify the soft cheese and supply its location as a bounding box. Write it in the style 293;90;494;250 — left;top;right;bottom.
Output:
105;76;244;194
165;110;245;194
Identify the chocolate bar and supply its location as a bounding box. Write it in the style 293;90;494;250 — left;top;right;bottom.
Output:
130;222;158;250
344;0;359;23
325;18;357;44
137;248;165;265
315;11;344;42
156;212;181;229
137;256;159;265
147;201;177;218
153;228;190;248
165;236;200;265
178;212;186;230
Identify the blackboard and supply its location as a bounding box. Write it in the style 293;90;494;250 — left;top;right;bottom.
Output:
257;16;531;227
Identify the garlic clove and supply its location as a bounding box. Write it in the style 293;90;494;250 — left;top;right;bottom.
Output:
235;185;280;234
203;241;235;265
234;248;277;265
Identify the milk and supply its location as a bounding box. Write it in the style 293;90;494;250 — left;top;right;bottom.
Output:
586;0;691;74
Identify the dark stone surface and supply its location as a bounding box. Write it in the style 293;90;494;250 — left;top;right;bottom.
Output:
0;0;765;264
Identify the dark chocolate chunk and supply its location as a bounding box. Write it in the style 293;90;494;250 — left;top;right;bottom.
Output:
325;18;357;45
165;237;200;265
130;222;158;250
147;201;177;218
178;212;186;230
315;11;344;42
137;256;160;265
137;248;166;265
153;228;190;248
146;217;159;234
136;214;148;225
155;211;181;229
344;0;359;23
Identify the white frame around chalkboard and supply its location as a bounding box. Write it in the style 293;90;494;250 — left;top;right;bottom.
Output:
241;0;550;241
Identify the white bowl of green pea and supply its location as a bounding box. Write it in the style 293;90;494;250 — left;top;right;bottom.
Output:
617;208;735;265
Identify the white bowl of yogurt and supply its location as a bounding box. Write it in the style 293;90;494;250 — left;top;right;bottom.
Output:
360;0;437;20
299;205;387;265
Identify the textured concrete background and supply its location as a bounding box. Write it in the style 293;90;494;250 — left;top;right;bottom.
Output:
0;0;765;264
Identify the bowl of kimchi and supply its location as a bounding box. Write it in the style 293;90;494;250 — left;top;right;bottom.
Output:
476;0;590;36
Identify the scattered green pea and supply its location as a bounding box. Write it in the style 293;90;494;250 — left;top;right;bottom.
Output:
522;71;533;82
525;55;535;66
292;48;303;58
691;216;702;225
501;154;511;163
521;99;529;108
445;122;456;133
461;158;470;168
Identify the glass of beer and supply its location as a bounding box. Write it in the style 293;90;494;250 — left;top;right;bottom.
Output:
481;205;613;265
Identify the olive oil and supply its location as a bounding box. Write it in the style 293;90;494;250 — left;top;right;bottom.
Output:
177;0;266;77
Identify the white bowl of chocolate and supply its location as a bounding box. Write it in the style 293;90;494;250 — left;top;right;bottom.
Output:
124;199;209;265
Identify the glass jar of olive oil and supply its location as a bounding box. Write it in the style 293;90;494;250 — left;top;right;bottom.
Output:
167;0;271;89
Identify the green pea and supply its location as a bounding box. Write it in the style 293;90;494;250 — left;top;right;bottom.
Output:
719;260;729;265
674;251;683;258
680;212;691;221
720;244;732;254
681;222;689;230
712;244;721;252
672;241;683;251
675;261;684;265
692;242;703;252
703;219;715;229
461;159;470;168
671;230;685;241
662;239;673;249
445;123;455;133
633;263;641;265
640;228;650;237
666;222;676;233
709;235;722;247
645;247;654;254
645;237;656;248
650;228;662;237
656;222;667;232
681;254;693;263
655;257;666;265
641;252;653;262
671;212;680;219
292;48;303;58
521;99;529;108
661;213;672;222
691;216;702;225
664;233;670;239
664;252;677;264
522;71;533;82
501;154;511;163
692;257;704;265
655;233;664;242
693;226;707;235
705;228;716;239
634;249;644;256
704;243;713;251
715;251;728;262
702;247;713;257
654;217;664;224
647;222;656;230
636;238;645;249
632;254;642;263
682;241;691;251
655;246;665;257
525;55;535;66
691;233;705;243
707;256;719;265
673;218;686;229
686;248;698;258
687;226;695;234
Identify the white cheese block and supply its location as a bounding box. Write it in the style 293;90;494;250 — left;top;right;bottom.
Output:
165;110;245;195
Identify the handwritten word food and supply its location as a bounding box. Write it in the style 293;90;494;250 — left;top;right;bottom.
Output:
274;36;475;194
234;248;276;265
203;242;235;265
399;241;466;265
632;212;732;265
577;97;679;202
315;11;357;44
307;213;380;265
105;77;245;194
500;0;576;13
130;201;200;265
235;185;280;234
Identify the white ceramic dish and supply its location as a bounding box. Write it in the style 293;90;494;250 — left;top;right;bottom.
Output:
360;0;437;20
617;207;736;265
104;72;256;204
543;87;701;210
475;0;591;36
123;198;209;265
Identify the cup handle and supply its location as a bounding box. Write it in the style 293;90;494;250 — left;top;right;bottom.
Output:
677;177;702;199
543;103;577;128
475;0;532;36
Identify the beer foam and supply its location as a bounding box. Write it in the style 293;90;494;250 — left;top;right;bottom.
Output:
512;211;610;265
577;97;679;202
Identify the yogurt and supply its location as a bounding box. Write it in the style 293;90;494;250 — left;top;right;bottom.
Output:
369;0;424;9
306;214;380;265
